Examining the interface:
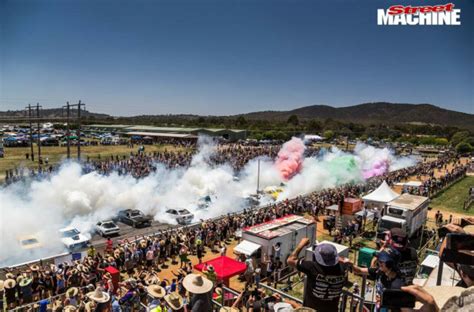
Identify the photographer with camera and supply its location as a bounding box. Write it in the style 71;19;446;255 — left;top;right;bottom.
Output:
345;248;405;311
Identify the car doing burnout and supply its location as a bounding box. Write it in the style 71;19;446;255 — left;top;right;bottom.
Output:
166;208;194;225
96;220;120;237
117;209;152;228
59;227;90;249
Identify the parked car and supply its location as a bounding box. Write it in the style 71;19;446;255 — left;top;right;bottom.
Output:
166;208;194;225
59;227;90;249
117;209;152;228
96;220;120;237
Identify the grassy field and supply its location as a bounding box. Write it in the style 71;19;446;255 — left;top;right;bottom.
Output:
430;176;474;215
0;144;189;181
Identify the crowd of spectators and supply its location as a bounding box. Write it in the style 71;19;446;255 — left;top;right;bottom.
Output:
2;141;472;311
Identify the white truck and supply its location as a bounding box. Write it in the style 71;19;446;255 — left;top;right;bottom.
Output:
377;193;429;240
234;215;316;267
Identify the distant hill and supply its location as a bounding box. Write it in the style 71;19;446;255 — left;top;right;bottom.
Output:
0;108;110;119
1;102;472;131
239;102;474;130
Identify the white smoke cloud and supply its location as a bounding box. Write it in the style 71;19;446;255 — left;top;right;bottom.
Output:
0;138;417;266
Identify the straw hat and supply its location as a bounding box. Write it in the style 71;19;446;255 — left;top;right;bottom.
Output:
19;277;32;287
30;265;40;271
52;299;63;311
0;280;4;292
5;273;14;279
463;225;474;235
147;275;161;285
66;287;79;297
108;256;115;263
415;286;465;310
4;279;16;289
77;264;89;273
220;308;239;312
165;293;184;310
63;305;77;312
182;274;213;294
442;286;474;311
87;288;111;303
84;301;96;312
16;275;25;284
147;285;166;299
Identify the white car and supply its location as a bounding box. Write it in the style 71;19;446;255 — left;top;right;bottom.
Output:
59;227;90;249
95;220;120;237
166;208;194;225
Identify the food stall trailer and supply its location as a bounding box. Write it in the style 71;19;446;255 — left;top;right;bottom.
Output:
234;215;316;266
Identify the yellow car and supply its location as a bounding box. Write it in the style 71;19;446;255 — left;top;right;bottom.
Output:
263;186;284;200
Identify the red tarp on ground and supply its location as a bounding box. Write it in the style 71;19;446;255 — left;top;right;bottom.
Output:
194;256;247;280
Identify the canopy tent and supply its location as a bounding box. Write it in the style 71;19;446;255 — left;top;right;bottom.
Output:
395;181;423;188
234;240;261;256
362;181;400;209
304;134;323;141
194;256;247;287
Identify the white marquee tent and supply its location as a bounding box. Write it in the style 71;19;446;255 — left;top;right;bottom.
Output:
362;181;400;209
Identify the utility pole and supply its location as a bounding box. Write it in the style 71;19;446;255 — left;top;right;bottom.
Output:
76;100;84;160
66;102;71;158
36;103;42;169
256;159;261;193
26;104;35;161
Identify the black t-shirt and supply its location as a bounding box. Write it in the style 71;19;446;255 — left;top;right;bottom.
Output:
297;259;347;312
368;268;404;297
397;247;418;285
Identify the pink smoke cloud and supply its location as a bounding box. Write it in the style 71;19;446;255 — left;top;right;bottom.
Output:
275;137;305;180
362;159;389;179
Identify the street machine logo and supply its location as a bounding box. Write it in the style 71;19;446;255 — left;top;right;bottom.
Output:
378;3;461;25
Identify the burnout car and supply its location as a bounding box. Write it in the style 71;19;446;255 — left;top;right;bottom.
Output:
59;227;90;249
243;194;261;207
95;220;120;237
18;235;42;250
117;209;152;228
196;195;217;210
263;185;284;201
166;208;194;225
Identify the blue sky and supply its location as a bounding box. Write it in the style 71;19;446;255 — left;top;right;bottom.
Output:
1;0;472;116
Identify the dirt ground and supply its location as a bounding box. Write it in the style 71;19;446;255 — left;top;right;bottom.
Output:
142;157;472;295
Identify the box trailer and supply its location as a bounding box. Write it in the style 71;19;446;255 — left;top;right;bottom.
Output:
234;215;316;266
377;194;429;239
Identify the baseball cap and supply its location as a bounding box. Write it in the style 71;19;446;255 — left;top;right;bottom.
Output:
273;302;294;312
390;228;408;248
376;248;400;265
313;243;338;267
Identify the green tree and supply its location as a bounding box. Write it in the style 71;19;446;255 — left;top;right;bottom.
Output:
434;138;449;146
236;116;247;127
455;142;473;154
287;114;299;126
323;130;335;140
451;131;470;146
307;119;322;132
